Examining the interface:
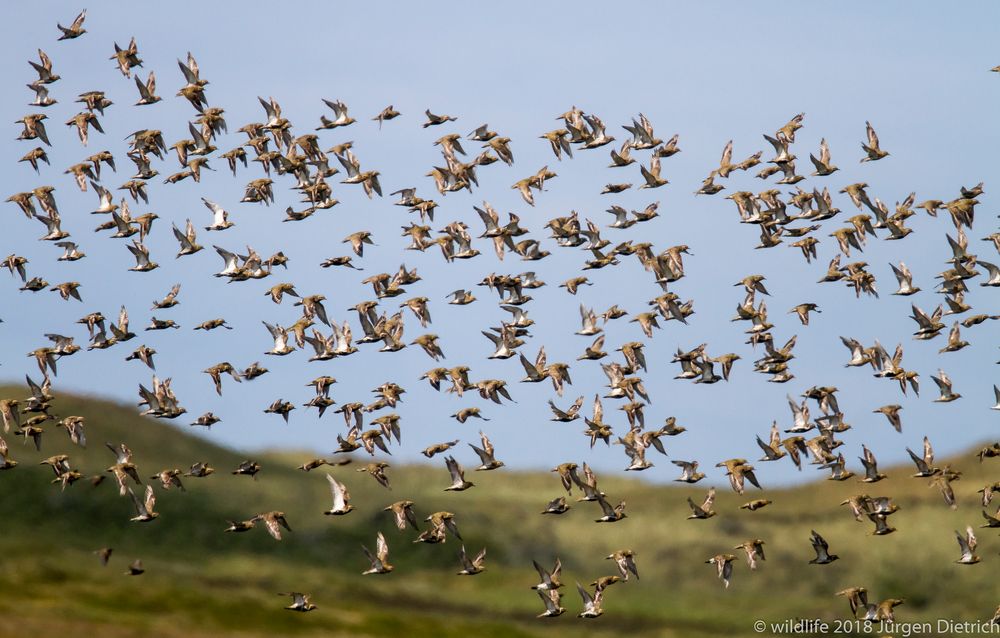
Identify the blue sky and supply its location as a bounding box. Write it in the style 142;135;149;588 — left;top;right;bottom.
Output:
2;2;998;486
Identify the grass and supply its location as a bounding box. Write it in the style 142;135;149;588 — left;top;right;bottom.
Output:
0;386;997;636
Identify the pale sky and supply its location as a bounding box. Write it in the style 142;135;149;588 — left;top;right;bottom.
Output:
2;2;998;486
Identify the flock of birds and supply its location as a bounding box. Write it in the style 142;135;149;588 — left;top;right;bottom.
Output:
3;8;1000;624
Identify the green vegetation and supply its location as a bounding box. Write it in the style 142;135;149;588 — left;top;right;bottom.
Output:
0;388;996;637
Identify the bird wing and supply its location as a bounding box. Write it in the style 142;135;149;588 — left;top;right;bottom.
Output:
445;456;463;482
594;491;615;518
538;589;560;613
955;529;972;558
144;484;156;514
866;121;879;148
263;516;283;540
376;532;389;561
128;486;148;517
592;395;603;422
327;474;349;511
702;487;716;511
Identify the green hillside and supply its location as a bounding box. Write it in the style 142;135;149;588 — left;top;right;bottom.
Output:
0;387;997;637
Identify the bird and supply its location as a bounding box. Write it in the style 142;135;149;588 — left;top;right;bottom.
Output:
57;9;87;39
540;496;571;515
263;322;294;356
384;501;418;531
939;322;969;353
110;37;143;77
202;198;234;231
808;530;839;564
182;461;214;478
930;369;961;402
150;469;184;491
265;395;301;421
343;231;375;257
253;511;291;541
362;532;393;574
687;487;717;520
319;99;356;129
860;121;889;162
717;459;762;494
280;592;317;612
323;474;354;515
809;138;838;175
126;240;157;272
548;396;584;422
906;437;938;477
20;147;50;173
606;550;639;581
608;142;635;168
356;462;391;489
734;539;766;570
373;105;400;128
672;460;705;483
456;545;487;575
232;460;262;479
443;456;474;491
190;412;220;428
756;422;787;462
705;554;736;588
788;303;821;326
93;547;113;567
535;589;565;618
575;583;603;618
469;431;504;470
423;110;457;128
531;558;564;594
741;499;772;512
593;491;627;523
639;156;668;189
858;446;887;483
133;72;161;105
49;282;82;302
955;527;980;564
890;262;920;295
28;49;60;86
128;485;159;522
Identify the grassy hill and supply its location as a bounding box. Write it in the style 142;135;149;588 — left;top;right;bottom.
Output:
0;387;997;637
